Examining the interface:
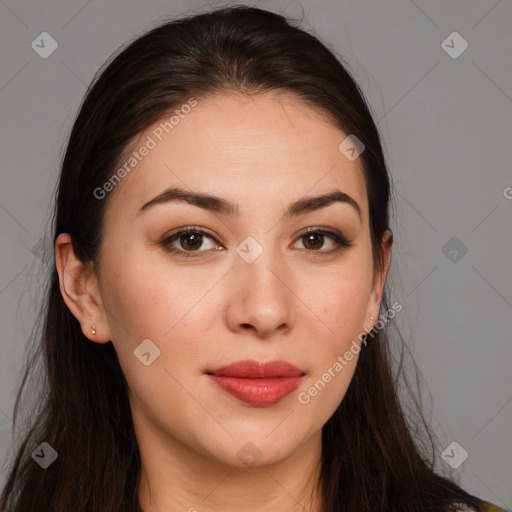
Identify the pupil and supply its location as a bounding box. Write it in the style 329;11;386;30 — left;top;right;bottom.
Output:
305;233;323;250
182;233;202;250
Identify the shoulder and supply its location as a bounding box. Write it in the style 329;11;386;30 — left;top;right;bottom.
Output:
478;500;509;512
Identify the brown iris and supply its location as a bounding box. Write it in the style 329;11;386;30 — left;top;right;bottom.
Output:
179;232;203;251
302;232;324;250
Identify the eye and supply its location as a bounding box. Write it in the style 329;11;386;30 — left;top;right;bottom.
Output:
160;226;352;258
160;227;221;257
292;228;352;253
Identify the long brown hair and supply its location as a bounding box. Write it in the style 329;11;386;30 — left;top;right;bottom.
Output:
1;5;483;511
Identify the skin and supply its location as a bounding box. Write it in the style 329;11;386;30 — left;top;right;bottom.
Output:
55;91;392;512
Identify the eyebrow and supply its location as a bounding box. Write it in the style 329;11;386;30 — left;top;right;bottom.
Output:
137;187;361;220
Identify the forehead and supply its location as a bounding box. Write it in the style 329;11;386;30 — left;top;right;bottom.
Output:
106;91;368;221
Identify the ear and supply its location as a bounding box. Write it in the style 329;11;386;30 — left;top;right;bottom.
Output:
365;229;393;326
54;233;112;343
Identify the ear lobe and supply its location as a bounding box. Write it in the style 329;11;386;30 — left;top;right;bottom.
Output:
54;233;111;343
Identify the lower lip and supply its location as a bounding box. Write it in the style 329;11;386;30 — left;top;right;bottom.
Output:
208;375;303;406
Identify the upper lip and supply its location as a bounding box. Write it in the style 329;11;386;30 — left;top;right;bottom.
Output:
207;359;305;378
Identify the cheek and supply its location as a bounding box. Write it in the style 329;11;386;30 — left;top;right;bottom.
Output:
298;257;372;340
102;259;210;428
324;282;369;340
102;254;212;341
294;255;370;403
101;255;221;397
295;336;359;437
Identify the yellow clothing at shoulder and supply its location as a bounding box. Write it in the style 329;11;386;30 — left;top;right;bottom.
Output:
479;499;510;512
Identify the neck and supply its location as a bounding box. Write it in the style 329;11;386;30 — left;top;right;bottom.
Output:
136;425;323;512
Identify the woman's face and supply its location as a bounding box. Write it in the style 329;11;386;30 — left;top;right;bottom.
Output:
83;92;390;467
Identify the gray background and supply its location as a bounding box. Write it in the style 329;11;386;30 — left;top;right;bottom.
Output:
0;0;511;507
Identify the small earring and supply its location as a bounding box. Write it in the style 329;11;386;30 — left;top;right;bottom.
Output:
91;325;96;335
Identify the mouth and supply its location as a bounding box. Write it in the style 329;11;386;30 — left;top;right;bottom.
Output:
206;359;305;407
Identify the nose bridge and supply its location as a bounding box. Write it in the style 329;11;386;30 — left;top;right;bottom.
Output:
239;238;291;303
226;236;295;335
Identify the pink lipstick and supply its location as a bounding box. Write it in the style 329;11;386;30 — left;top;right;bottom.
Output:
207;359;305;406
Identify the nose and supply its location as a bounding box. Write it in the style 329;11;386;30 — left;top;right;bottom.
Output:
224;247;295;338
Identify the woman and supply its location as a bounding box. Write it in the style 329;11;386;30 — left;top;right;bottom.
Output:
0;5;507;512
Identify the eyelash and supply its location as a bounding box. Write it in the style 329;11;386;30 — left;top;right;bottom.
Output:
159;226;352;258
